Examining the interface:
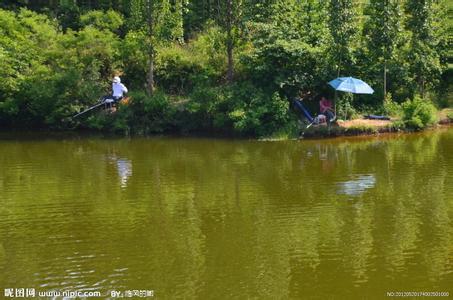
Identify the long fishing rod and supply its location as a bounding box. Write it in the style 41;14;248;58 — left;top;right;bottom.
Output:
72;102;105;118
72;96;107;119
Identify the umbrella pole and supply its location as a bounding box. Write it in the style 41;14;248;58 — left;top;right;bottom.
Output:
343;94;347;121
334;90;337;119
335;68;339;120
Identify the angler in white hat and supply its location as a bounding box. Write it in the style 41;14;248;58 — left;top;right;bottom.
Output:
72;76;129;118
112;76;128;101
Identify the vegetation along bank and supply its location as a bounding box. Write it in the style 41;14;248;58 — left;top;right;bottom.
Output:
0;1;451;138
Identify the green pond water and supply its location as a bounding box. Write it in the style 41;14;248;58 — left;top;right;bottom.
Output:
0;129;452;299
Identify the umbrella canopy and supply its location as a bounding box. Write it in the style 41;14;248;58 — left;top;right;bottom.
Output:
328;77;374;94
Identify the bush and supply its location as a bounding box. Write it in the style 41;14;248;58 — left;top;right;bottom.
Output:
446;111;453;121
183;83;292;137
123;26;225;94
189;25;227;77
336;93;357;120
185;86;228;131
0;9;59;126
243;33;327;96
126;91;177;134
0;8;121;128
402;96;437;129
155;45;204;95
225;84;290;137
84;91;178;134
383;93;403;117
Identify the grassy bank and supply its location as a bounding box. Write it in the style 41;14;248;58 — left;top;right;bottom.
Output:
299;108;453;139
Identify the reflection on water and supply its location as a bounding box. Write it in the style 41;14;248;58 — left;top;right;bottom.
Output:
107;155;133;188
0;129;452;298
116;158;132;188
337;174;376;196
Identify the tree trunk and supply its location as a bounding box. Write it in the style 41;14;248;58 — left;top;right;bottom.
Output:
227;41;234;82
146;0;154;95
421;77;425;99
226;0;234;82
217;0;221;21
147;55;155;95
383;60;387;102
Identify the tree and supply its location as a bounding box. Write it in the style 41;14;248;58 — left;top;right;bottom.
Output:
245;0;276;23
225;0;235;82
201;0;245;83
405;0;446;98
184;0;216;36
217;0;244;82
269;0;328;46
80;9;124;31
0;8;120;127
243;1;330;97
364;0;403;102
327;0;358;76
127;0;186;95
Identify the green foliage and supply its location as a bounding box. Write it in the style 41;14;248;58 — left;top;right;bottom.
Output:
224;84;290;137
0;8;120;127
156;45;202;94
447;111;453;121
127;0;185;42
190;25;227;77
364;0;402;60
405;0;446;96
244;23;328;96
124;90;177;133
336;93;357;120
155;39;224;95
328;0;358;73
344;125;378;135
122;29;148;87
185;83;291;137
243;1;331;96
125;0;187;93
80;9;124;31
123;26;226;92
86;91;177;134
402;96;437;129
56;3;81;31
0;1;450;136
185;86;228;131
383;94;403;117
0;8;59;125
386;120;405;131
270;0;328;46
363;0;405;104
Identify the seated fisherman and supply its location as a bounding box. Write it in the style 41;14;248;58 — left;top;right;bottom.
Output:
112;76;128;102
319;96;335;123
103;76;128;110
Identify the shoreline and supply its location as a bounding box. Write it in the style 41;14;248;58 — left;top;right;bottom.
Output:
299;119;452;140
1;121;452;142
1;112;452;141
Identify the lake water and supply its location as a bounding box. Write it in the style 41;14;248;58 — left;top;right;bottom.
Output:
1;129;452;299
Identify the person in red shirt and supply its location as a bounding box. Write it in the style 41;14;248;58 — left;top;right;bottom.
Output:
319;96;335;123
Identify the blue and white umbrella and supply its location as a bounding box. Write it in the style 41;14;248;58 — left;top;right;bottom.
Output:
328;77;374;94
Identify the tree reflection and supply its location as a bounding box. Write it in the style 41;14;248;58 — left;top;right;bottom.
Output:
0;130;452;297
